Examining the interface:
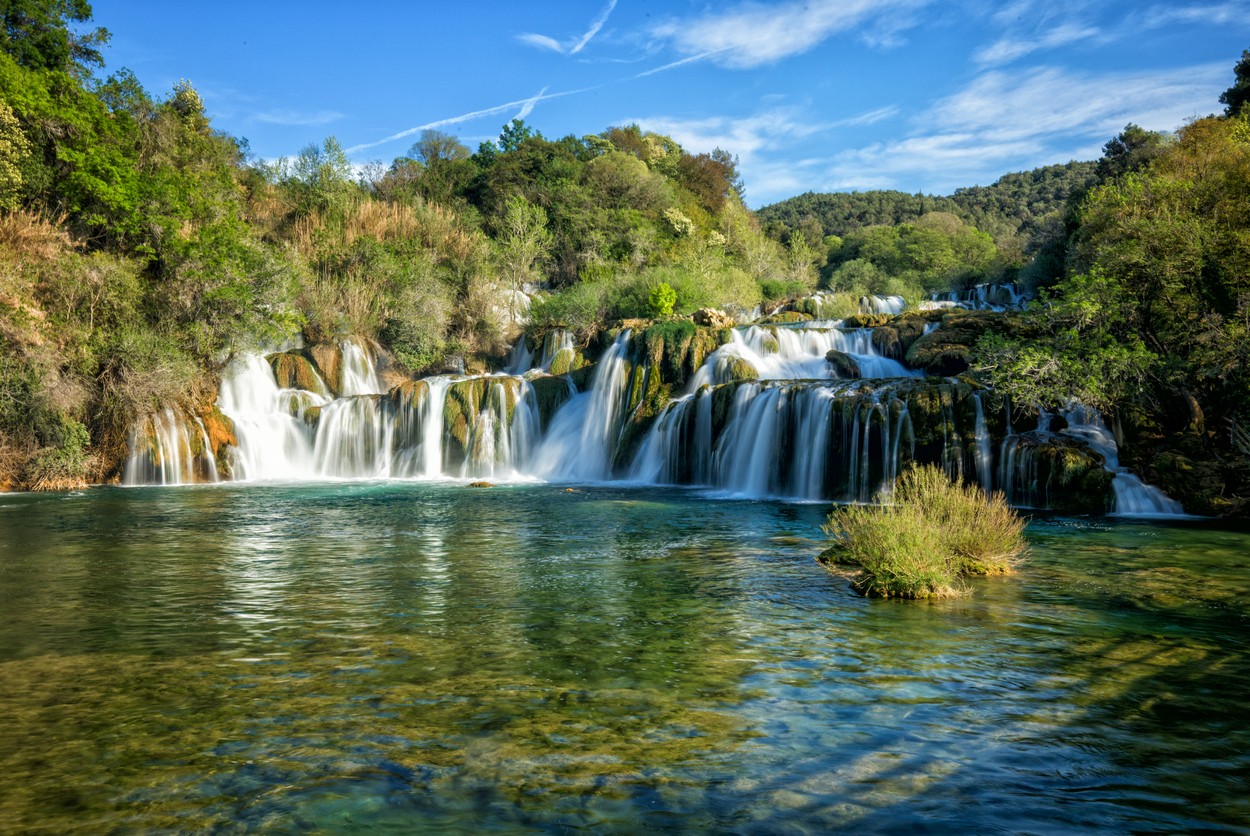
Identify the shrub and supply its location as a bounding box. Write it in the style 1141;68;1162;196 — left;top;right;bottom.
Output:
649;281;677;317
821;465;1027;599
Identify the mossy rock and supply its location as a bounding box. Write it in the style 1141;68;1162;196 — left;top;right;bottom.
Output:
826;350;861;379
390;379;431;412
268;352;329;396
905;310;1020;376
549;347;588;377
870;327;901;359
1148;449;1222;516
198;407;238;458
304;343;344;396
727;357;759;383
302;406;323;429
529;375;574;430
761;311;812;324
843;313;893;328
467;481;494;488
1001;431;1113;512
441;377;525;465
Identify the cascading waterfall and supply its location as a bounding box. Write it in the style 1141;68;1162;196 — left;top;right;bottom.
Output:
531;331;635;481
926;283;1025;312
972;392;994;494
632;381;919;502
689;323;920;390
123;307;1189;515
861;295;906;315
1061;406;1187;517
123;408;217;486
216;342;540;482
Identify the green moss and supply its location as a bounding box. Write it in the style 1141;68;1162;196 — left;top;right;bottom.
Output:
842;313;893;328
726;357;758;383
761;311;812;324
825;350;861;379
905;310;1016;376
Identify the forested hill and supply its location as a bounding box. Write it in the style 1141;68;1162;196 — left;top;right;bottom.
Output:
758;161;1097;248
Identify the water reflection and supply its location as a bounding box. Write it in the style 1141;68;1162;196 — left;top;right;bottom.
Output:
0;486;1248;831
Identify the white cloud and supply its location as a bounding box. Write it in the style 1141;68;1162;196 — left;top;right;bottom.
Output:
517;0;618;56
975;22;1100;66
252;109;345;127
624;104;909;204
649;0;926;69
815;62;1229;194
1141;1;1250;27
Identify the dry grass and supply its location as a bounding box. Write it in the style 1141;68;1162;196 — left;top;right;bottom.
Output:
289;198;485;264
0;209;72;261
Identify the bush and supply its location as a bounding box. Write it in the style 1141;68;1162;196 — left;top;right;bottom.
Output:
821;465;1027;599
649;281;677;316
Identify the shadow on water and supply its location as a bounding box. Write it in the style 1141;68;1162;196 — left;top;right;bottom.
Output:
1;487;1249;831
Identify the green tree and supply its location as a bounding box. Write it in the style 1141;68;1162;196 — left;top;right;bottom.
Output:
0;97;30;208
0;0;108;76
1220;48;1250;117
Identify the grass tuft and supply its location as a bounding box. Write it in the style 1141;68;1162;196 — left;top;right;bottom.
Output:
821;464;1027;599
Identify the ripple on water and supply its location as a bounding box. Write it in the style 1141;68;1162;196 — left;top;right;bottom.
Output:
0;484;1248;831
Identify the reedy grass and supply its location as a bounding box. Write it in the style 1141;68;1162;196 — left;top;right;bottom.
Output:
822;465;1027;599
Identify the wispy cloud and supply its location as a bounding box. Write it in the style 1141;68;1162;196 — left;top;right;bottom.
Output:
518;0;618;56
1141;0;1250;27
343;86;589;155
975;22;1100;66
649;0;927;69
817;62;1229;193
252;109;345;127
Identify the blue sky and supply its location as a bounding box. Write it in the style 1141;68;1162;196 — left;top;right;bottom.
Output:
91;0;1249;207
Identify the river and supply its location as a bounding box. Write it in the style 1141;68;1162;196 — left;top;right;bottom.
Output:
1;482;1247;831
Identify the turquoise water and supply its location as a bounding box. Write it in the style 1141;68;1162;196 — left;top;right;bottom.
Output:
1;483;1248;832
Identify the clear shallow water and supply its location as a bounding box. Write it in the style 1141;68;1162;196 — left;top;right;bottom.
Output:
1;484;1248;833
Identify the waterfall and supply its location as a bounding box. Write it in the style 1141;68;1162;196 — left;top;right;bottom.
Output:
1061;406;1187;517
688;324;919;390
630;380;921;502
972;392;994;494
861;295;906;315
340;339;386;396
504;328;575;375
532;331;634;481
123;408;218;486
927;283;1025;312
218;353;322;481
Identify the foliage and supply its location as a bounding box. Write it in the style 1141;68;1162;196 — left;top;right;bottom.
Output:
821;465;1027;599
648;281;676;317
973;269;1157;412
1220;48;1250;117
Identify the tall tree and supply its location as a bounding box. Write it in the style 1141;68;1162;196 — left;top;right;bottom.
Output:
1220;48;1250;117
0;0;108;76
